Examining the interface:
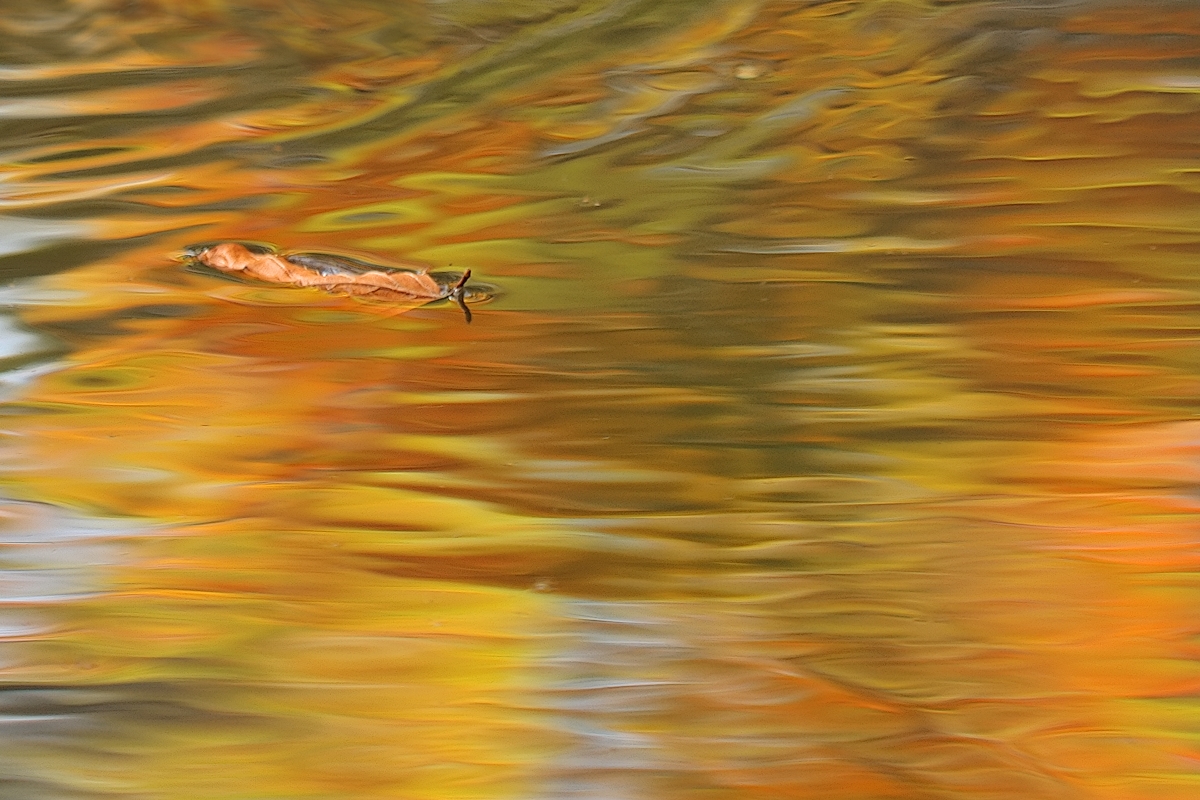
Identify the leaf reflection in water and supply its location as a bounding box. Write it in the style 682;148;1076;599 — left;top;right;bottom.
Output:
1;1;1199;800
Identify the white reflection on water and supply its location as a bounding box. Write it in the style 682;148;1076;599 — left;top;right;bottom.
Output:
0;500;153;795
0;317;45;362
0;499;144;592
0;307;61;402
538;601;690;800
0;217;87;258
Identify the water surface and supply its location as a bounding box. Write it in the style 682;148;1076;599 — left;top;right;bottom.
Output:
1;2;1199;799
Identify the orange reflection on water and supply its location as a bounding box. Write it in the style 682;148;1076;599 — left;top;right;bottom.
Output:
1;1;1199;799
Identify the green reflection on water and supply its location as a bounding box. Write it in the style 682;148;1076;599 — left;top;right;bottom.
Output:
1;2;1200;799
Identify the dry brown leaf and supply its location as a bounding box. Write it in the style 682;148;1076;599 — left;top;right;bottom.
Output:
197;242;446;302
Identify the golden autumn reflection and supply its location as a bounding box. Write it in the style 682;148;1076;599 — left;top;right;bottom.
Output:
2;1;1200;798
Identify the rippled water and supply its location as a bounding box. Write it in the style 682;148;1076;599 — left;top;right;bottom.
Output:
2;1;1199;798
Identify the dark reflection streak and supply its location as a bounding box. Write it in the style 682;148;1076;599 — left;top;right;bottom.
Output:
5;196;269;220
33;0;724;180
0;66;236;99
20;86;324;175
3;45;316;162
0;780;111;800
281;0;708;153
34;144;241;181
22;147;129;164
0;228;205;281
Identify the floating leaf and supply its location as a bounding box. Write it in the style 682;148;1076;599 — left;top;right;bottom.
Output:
193;243;474;320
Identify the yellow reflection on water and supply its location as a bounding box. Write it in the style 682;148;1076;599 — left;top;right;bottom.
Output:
1;1;1199;799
